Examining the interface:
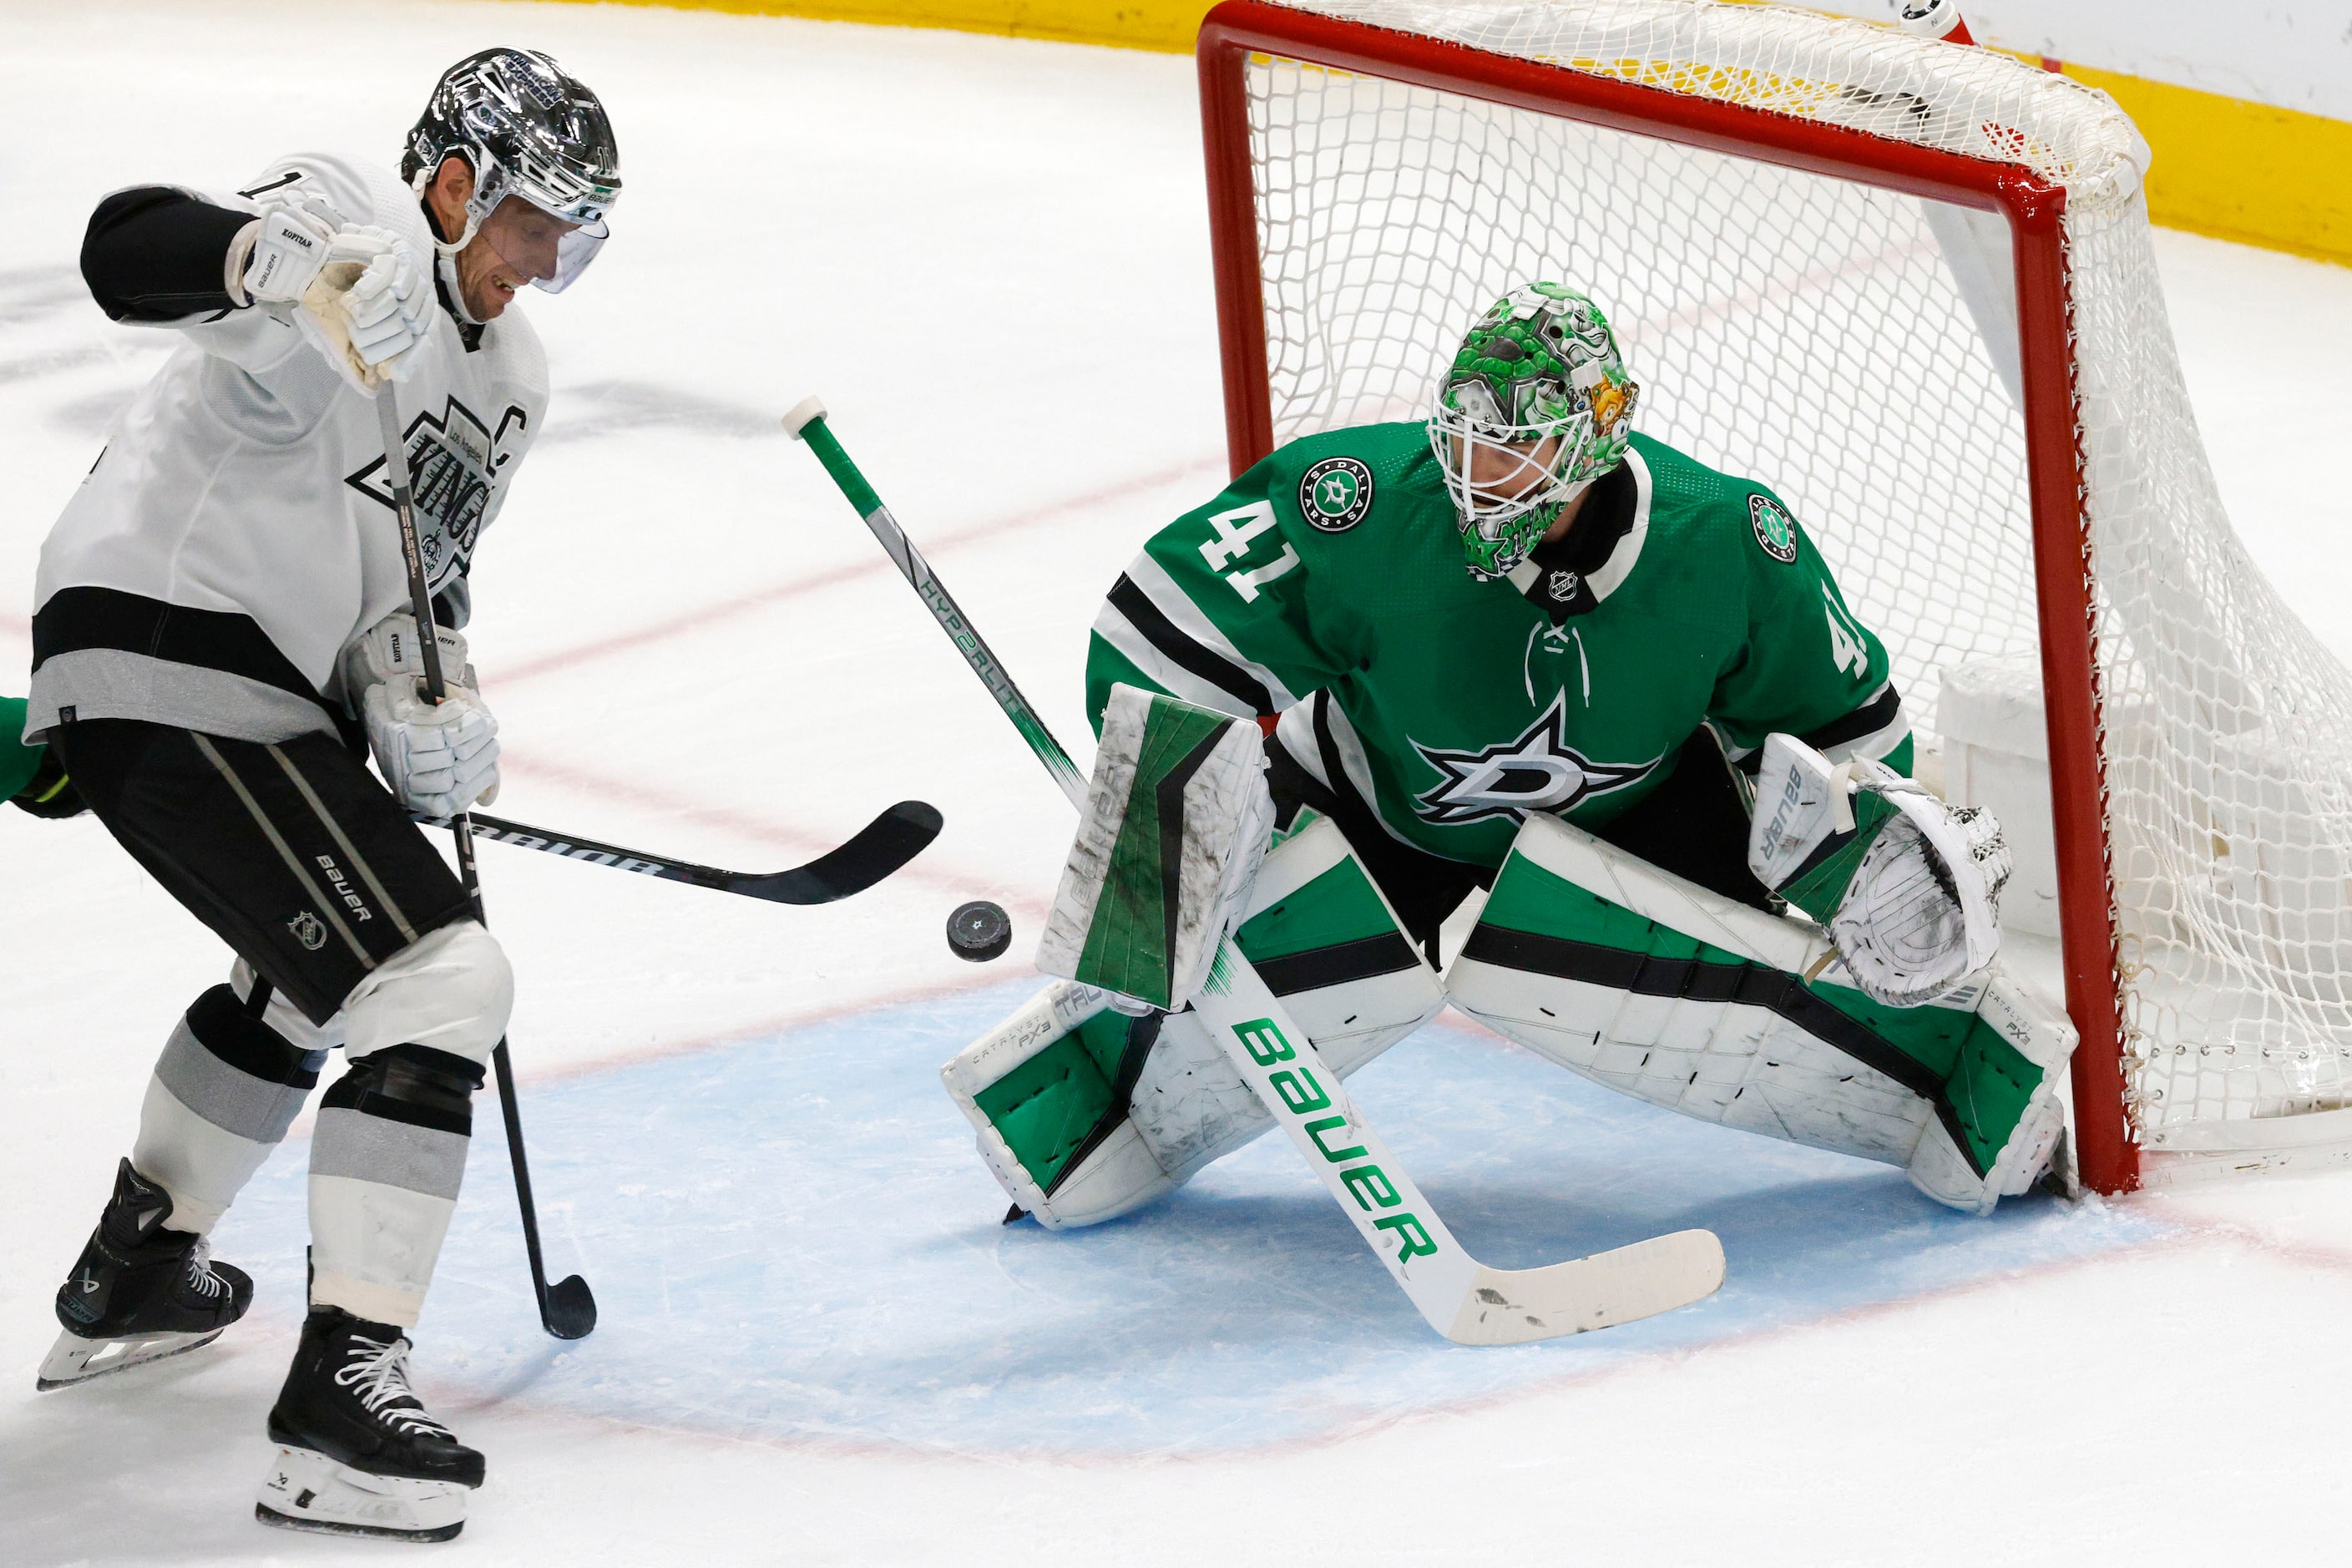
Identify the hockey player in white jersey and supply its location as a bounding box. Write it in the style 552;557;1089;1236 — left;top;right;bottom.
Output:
27;48;619;1543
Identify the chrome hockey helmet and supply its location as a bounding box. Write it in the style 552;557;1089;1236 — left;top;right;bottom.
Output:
401;48;620;295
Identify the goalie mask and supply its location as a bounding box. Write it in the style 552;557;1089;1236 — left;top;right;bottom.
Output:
1428;284;1640;579
402;48;621;298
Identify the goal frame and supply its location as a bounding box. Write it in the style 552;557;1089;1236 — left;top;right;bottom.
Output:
1194;0;2139;1194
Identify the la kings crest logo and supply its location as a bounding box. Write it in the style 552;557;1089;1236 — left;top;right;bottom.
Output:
346;396;529;586
1410;692;1662;827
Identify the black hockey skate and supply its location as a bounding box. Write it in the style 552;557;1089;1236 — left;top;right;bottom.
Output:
255;1307;484;1542
38;1158;253;1391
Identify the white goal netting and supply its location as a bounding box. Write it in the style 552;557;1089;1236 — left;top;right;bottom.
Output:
1234;0;2352;1165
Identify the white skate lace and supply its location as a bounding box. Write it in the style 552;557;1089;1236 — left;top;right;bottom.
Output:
183;1237;230;1301
335;1335;458;1439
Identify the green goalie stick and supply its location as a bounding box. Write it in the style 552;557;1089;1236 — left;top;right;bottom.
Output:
786;395;1725;1344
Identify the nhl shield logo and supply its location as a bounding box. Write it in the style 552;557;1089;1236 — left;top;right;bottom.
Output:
287;910;328;952
1748;493;1800;564
1298;457;1374;533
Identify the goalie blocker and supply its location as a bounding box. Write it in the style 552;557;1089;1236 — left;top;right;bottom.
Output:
948;697;2072;1223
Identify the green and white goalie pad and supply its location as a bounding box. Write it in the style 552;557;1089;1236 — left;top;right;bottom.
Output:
1035;684;1276;1013
1448;813;2072;1214
943;817;1444;1228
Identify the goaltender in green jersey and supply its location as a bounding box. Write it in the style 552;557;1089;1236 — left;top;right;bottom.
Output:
943;285;2073;1247
1086;318;1908;945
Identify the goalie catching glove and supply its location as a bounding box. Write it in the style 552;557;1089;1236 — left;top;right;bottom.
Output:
1747;733;2010;1007
1034;685;1276;1014
340;613;500;819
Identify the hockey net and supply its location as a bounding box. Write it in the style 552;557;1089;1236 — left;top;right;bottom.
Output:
1198;0;2352;1188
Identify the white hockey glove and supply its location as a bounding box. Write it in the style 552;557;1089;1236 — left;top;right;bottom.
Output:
1748;732;2010;1008
341;613;500;818
1035;685;1275;1014
236;205;338;305
296;226;434;392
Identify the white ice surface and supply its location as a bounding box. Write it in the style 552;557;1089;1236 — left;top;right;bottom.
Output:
4;3;2352;1563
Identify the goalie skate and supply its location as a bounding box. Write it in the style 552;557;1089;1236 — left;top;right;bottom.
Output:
256;1444;470;1543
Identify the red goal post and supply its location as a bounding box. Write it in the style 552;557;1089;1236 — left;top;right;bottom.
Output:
1194;0;2138;1193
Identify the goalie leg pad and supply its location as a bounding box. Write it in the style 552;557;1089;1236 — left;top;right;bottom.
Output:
944;817;1444;1228
1446;814;2075;1212
943;983;1172;1230
1035;685;1274;1012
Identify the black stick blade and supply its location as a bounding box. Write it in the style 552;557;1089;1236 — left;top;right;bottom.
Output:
543;1274;597;1340
741;801;943;904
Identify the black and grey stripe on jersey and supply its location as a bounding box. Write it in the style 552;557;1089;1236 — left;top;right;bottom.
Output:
29;586;352;748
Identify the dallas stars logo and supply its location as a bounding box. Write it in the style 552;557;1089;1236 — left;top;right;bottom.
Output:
1297;456;1373;533
1410;693;1662;827
1748;493;1799;564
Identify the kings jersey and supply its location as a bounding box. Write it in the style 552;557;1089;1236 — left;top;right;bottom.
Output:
1086;422;1911;873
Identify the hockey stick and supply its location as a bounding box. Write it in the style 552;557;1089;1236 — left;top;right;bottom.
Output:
427;803;944;906
785;396;1726;1344
374;390;594;1342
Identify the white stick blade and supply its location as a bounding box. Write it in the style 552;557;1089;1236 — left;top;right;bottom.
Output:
1445;1228;1726;1346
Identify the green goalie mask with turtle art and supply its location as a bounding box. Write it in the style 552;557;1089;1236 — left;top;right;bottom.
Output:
1427;283;1641;579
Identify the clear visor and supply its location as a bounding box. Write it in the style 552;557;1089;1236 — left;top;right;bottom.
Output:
1426;403;1594;539
468;192;606;294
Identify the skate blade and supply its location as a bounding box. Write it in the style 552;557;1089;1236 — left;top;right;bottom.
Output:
255;1444;468;1542
36;1326;223;1391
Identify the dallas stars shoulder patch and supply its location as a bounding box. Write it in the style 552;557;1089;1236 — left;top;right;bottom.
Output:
1298;456;1374;533
1748;493;1799;564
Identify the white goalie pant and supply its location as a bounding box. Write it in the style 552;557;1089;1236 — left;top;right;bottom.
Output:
1445;815;2075;1214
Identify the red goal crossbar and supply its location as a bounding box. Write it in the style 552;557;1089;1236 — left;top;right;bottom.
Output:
1194;0;2137;1194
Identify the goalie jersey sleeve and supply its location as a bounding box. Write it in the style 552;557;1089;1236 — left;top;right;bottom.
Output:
1704;482;1911;776
1085;458;1361;732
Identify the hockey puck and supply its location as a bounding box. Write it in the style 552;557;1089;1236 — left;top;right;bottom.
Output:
947;900;1012;963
